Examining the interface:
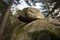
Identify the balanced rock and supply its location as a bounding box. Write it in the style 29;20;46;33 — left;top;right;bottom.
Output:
11;7;60;40
18;7;45;23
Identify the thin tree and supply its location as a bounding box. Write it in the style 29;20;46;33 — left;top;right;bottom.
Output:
0;0;14;40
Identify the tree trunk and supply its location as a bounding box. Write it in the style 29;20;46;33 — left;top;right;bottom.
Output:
0;0;13;40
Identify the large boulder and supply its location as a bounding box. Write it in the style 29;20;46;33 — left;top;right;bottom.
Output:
18;7;45;23
10;7;60;40
11;19;60;40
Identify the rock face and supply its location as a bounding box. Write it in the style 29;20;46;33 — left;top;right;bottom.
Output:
18;7;45;23
11;19;60;40
10;7;60;40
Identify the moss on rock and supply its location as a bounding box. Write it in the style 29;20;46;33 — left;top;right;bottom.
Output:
11;19;60;40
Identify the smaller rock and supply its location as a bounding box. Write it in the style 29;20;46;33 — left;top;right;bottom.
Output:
18;7;45;23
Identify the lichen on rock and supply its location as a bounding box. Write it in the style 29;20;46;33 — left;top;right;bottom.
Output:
11;19;60;40
18;7;45;23
11;7;60;40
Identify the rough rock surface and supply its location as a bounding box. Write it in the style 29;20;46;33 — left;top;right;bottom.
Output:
11;19;60;40
11;7;60;40
18;7;44;23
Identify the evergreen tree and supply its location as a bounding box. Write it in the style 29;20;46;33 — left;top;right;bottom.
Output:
42;0;60;18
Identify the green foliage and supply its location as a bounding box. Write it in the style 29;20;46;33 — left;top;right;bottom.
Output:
0;0;7;14
16;9;22;15
42;0;60;18
4;13;26;40
0;0;8;23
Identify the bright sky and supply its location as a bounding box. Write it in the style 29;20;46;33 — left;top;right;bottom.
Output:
11;0;46;14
